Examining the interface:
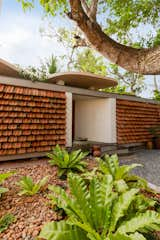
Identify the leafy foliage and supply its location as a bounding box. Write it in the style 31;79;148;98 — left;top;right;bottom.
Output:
103;85;130;95
40;173;160;239
0;172;15;197
17;0;160;48
0;214;16;233
153;90;160;101
98;154;140;180
47;145;88;177
39;220;89;240
19;55;58;81
105;64;145;95
97;154;147;191
75;49;107;76
17;176;48;196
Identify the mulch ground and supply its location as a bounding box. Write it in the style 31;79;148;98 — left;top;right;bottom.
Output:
0;158;96;240
0;160;66;240
0;157;160;240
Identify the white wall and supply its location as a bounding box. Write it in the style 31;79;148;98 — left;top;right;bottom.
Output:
75;98;116;143
65;92;72;147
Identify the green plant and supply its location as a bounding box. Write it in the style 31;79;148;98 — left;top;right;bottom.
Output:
47;145;88;177
39;220;89;240
0;213;16;233
0;172;15;197
148;126;160;138
17;176;48;196
39;173;160;240
97;154;148;190
153;90;160;101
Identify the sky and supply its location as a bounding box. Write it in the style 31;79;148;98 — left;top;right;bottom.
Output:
0;0;159;98
0;0;71;67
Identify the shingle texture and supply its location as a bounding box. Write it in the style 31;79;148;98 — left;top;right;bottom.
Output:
0;84;66;156
116;99;160;144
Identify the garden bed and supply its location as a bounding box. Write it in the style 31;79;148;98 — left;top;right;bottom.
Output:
0;158;96;240
0;161;65;239
0;155;160;240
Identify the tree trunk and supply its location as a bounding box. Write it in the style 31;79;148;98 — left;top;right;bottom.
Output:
153;75;158;90
69;0;160;75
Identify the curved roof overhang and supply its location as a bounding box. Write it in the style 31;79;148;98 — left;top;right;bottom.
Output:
47;72;117;90
0;58;20;78
0;59;117;90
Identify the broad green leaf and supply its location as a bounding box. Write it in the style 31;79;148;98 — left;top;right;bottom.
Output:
39;220;89;240
110;188;139;232
117;210;160;234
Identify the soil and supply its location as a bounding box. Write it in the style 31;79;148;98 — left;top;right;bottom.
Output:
0;157;160;240
0;157;96;240
0;160;65;240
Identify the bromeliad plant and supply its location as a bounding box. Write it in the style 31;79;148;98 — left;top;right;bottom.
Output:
39;173;160;240
0;172;15;197
47;144;88;178
17;176;48;196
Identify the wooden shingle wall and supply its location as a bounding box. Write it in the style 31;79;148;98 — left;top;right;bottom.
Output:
0;84;66;156
116;99;160;144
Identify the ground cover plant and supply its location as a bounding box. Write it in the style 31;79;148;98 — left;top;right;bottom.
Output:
0;172;15;197
17;175;48;196
47;144;88;178
39;173;160;240
0;214;16;233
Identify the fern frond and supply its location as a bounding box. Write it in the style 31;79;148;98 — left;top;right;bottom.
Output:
68;173;91;223
110;232;146;240
39;220;89;240
109;188;139;232
117;210;160;234
115;164;142;180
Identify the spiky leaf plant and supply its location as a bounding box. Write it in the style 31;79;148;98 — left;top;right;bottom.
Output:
47;144;88;177
0;172;15;197
39;173;160;240
17;176;48;196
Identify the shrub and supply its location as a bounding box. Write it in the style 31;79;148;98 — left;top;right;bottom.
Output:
17;176;48;196
47;145;88;178
39;173;160;240
0;214;16;233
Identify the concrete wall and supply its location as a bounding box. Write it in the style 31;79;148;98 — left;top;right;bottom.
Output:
66;92;72;147
75;98;116;143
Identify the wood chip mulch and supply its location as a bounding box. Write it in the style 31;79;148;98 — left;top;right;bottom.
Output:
0;161;65;240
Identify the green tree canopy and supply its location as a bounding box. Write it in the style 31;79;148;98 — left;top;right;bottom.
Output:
18;0;160;74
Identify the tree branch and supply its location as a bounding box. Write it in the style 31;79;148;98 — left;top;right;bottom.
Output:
69;0;160;74
80;0;98;21
74;34;89;48
89;0;98;21
80;0;89;15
